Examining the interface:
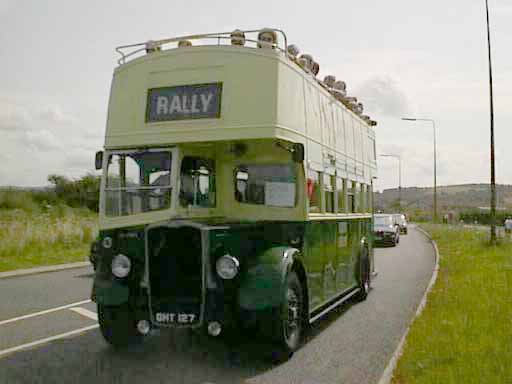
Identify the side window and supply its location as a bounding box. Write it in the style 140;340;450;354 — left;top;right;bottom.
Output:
180;157;216;208
234;164;296;207
359;184;366;212
337;177;346;213
367;184;372;212
307;169;321;213
324;174;335;213
354;182;360;212
347;181;356;213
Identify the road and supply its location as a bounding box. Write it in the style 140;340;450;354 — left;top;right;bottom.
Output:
0;226;435;384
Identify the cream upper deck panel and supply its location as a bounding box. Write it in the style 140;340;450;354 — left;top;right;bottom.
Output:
105;36;377;186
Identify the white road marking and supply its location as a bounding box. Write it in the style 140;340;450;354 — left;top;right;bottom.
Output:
0;324;99;359
0;299;91;326
69;307;98;321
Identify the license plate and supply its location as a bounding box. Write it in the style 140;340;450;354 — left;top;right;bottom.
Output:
375;236;382;240
155;312;196;324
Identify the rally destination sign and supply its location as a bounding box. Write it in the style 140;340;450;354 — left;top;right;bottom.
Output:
146;82;222;122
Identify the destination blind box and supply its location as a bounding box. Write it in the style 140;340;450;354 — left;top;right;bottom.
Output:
146;82;222;122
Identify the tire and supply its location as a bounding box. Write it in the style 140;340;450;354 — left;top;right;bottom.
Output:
355;249;371;301
97;304;142;348
396;233;400;244
267;271;305;360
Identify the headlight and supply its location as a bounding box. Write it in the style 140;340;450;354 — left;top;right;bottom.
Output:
112;254;131;278
102;236;112;249
216;255;239;280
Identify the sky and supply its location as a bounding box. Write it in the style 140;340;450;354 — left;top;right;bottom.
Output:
0;0;510;191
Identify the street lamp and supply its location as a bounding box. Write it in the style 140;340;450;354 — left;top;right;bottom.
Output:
402;117;437;222
380;154;402;210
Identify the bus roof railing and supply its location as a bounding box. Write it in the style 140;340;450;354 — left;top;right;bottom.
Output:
114;28;377;127
115;28;288;65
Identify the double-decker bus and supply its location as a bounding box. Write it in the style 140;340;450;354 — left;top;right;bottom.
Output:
91;28;378;356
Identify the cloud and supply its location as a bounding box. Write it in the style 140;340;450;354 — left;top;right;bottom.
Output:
354;76;411;118
38;105;76;125
64;147;96;171
23;129;61;151
0;100;31;131
0;0;16;19
0;97;77;133
375;140;495;191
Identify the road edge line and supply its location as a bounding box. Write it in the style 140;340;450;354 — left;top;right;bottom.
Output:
377;225;440;384
0;261;92;280
0;324;99;359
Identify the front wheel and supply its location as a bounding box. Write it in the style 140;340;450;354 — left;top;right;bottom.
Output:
267;271;305;359
97;304;142;348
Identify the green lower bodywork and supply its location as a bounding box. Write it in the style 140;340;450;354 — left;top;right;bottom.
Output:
93;278;130;306
238;246;294;310
91;218;372;319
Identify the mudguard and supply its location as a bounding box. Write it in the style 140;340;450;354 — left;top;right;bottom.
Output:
238;246;300;310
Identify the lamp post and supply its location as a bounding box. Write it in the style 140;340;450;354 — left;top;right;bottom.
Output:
402;117;437;222
380;154;402;210
485;0;497;244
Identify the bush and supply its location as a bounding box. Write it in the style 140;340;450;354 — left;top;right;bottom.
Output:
459;210;512;225
0;190;40;213
48;173;100;212
0;208;98;272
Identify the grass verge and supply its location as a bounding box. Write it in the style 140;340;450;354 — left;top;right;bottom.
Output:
392;224;512;383
0;208;98;272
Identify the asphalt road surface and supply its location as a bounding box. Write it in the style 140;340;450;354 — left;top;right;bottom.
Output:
0;225;435;384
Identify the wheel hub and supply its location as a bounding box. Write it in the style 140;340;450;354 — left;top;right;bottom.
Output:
286;288;300;333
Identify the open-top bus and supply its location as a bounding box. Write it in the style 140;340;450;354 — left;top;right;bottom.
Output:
91;28;378;356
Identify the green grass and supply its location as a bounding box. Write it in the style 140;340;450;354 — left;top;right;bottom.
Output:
0;208;98;272
393;224;512;383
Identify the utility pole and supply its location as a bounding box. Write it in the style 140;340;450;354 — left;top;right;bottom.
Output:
485;0;497;244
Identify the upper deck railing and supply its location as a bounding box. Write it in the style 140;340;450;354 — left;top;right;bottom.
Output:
115;28;288;65
114;28;376;127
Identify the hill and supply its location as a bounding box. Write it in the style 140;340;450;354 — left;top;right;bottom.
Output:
374;183;512;213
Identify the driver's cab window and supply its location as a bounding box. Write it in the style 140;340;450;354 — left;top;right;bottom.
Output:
105;151;172;216
179;157;216;208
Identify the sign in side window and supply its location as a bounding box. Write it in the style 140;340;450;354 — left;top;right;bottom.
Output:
146;83;222;122
234;164;296;208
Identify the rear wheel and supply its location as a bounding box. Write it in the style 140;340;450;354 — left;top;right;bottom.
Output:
267;271;304;360
97;304;142;348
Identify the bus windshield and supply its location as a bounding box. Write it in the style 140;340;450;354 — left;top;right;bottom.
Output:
104;150;173;217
